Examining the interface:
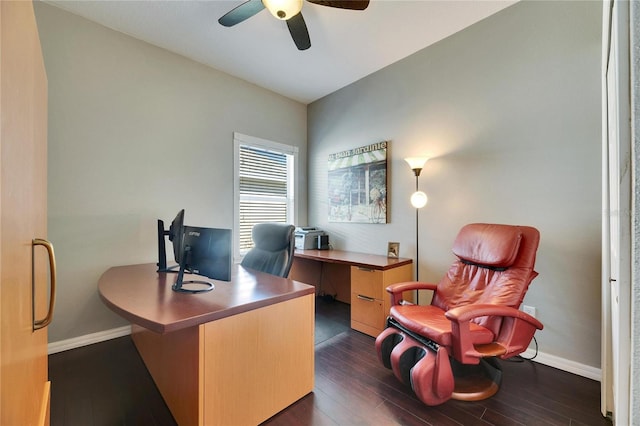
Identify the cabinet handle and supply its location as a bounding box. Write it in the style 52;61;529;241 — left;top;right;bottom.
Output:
33;238;57;330
357;267;375;272
356;294;375;302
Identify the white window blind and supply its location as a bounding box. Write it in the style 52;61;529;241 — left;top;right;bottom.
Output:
234;133;297;259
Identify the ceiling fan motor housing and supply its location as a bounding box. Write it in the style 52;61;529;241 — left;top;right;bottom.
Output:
263;0;303;20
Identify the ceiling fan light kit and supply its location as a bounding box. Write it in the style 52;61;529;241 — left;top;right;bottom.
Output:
218;0;370;51
263;0;303;20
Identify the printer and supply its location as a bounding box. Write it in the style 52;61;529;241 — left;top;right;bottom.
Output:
295;227;328;250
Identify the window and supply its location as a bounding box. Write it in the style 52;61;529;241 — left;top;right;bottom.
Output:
234;133;298;261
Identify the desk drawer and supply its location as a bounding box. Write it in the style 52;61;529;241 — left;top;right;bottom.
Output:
350;293;384;331
351;266;383;299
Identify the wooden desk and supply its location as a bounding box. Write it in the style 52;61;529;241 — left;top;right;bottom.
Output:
99;263;315;426
290;250;413;337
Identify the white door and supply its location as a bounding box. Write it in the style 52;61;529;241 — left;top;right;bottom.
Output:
602;1;631;424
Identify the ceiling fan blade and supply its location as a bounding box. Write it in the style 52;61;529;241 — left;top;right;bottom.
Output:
306;0;369;10
287;13;311;51
218;0;266;27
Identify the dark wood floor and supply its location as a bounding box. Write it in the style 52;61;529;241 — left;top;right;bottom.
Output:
49;299;611;426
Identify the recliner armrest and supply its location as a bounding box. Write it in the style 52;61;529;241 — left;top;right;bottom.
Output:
445;304;543;363
446;304;543;329
386;281;437;306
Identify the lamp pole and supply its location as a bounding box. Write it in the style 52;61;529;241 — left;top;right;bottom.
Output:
415;174;420;283
405;157;429;305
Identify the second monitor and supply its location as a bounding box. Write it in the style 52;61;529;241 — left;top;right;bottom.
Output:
158;209;232;294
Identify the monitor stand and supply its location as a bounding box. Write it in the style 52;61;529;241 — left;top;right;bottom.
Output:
157;219;180;273
172;248;214;294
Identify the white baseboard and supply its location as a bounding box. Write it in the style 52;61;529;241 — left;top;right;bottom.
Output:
522;348;602;381
47;326;602;382
47;325;132;355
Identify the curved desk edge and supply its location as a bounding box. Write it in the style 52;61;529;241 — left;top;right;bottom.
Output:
98;263;315;334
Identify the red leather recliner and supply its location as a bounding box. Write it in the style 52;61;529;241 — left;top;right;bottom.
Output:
375;223;543;406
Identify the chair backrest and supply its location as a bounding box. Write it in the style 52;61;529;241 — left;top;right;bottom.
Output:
240;223;296;277
431;223;540;333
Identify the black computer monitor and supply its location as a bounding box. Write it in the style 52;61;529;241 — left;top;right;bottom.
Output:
178;226;231;279
156;209;185;273
158;210;232;293
173;226;232;293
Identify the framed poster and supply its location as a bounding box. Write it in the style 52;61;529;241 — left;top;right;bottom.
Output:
328;141;388;223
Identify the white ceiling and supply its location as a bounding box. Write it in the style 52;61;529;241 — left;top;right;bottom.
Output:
45;0;516;104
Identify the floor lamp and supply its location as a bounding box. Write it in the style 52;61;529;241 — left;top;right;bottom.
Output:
405;157;428;304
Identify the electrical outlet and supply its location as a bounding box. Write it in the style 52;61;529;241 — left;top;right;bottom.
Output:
522;305;536;318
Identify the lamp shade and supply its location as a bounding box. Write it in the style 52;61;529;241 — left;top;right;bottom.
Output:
263;0;303;19
410;191;428;208
405;157;429;171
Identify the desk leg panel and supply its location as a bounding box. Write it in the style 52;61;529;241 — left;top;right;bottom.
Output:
321;263;351;303
131;324;203;426
289;258;322;291
290;258;350;303
202;294;315;426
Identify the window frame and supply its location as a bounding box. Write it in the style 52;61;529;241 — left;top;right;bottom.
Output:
233;132;298;263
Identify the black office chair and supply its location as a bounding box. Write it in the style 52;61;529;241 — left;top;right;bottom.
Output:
240;223;296;277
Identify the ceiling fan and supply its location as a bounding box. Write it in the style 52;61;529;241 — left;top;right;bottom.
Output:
218;0;370;51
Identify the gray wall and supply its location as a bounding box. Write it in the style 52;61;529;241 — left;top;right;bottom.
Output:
34;3;308;343
308;1;602;369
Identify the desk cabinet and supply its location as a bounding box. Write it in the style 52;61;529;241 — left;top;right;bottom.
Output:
350;264;413;336
131;294;315;426
99;264;315;426
291;250;414;338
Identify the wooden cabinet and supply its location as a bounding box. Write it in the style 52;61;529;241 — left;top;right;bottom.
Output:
1;2;52;425
131;295;316;426
101;264;315;426
350;264;413;337
291;250;414;337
